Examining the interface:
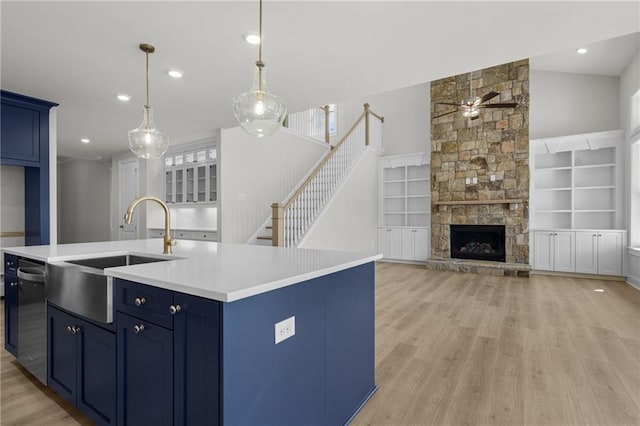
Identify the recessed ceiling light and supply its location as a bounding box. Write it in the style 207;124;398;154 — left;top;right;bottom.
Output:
117;94;131;102
594;288;605;292
96;156;103;160
244;32;261;45
168;70;183;78
576;48;588;54
81;138;90;144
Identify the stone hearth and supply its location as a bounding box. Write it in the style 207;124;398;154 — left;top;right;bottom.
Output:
428;60;530;276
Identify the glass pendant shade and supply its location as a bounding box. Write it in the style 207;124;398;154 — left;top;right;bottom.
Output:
233;65;287;138
128;106;169;159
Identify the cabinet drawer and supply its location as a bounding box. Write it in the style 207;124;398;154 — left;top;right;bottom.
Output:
4;254;18;274
115;279;174;329
175;231;193;240
149;229;165;238
192;232;216;241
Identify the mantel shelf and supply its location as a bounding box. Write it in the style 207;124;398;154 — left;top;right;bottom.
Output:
433;199;525;206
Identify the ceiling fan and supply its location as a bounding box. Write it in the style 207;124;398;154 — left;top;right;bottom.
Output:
433;91;518;121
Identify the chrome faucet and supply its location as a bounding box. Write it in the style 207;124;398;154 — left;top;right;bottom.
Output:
124;196;175;254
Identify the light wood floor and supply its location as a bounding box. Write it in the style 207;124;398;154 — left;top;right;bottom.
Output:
1;263;639;425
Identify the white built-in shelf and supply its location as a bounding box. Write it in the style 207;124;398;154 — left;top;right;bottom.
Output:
530;130;623;230
379;153;430;228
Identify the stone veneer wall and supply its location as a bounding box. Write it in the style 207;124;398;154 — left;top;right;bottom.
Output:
430;59;530;265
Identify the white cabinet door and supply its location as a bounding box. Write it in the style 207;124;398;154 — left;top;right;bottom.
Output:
575;231;598;274
533;231;555;271
378;228;402;259
401;229;415;260
401;228;429;262
554;231;575;272
597;232;623;276
388;229;403;259
413;228;429;261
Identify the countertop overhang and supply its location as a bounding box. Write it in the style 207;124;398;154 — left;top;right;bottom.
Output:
2;239;381;302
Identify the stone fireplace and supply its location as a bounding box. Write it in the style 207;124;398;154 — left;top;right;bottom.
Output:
427;60;530;276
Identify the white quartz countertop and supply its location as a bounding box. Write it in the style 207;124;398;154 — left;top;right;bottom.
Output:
2;240;381;302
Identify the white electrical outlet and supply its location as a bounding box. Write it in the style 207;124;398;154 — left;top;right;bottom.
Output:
490;174;496;182
472;177;478;184
465;177;471;185
275;316;295;344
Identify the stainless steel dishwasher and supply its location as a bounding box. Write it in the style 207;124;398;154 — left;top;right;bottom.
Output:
17;259;46;384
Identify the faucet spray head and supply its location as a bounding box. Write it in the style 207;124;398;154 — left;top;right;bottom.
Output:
124;212;133;224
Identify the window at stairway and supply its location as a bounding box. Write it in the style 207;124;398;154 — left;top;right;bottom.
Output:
314;104;337;137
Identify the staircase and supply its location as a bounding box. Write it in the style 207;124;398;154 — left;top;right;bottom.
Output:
253;103;383;247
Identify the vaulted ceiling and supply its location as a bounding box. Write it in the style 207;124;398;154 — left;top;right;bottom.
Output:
1;1;638;160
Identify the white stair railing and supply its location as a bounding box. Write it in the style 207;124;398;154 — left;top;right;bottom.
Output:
271;104;383;247
286;105;332;143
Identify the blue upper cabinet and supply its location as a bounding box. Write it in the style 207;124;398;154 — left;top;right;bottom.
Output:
0;90;57;166
0;90;58;245
1;103;40;163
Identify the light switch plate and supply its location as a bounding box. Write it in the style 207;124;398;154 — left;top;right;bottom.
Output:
472;177;478;184
465;178;471;185
490;174;496;182
275;316;295;344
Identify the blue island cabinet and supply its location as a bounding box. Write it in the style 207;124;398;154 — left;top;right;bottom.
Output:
114;261;375;426
4;254;18;356
47;304;117;426
115;280;221;426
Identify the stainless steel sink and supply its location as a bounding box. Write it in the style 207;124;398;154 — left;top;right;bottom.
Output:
46;254;174;323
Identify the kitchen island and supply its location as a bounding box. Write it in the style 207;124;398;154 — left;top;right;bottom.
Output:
3;239;380;426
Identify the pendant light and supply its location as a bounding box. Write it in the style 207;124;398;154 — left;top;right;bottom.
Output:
128;43;169;159
233;0;287;137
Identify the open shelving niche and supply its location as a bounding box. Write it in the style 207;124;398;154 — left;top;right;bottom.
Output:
530;130;624;230
380;153;430;227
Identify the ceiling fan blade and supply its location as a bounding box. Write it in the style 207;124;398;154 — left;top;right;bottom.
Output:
432;110;457;119
480;91;499;104
481;103;518;108
435;102;461;106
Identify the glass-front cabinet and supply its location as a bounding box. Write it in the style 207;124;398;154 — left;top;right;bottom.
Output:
164;146;217;205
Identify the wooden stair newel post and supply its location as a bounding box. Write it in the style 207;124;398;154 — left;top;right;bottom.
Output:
271;203;284;247
321;105;331;144
364;103;370;146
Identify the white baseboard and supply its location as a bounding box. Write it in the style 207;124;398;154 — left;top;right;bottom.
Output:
626;275;640;291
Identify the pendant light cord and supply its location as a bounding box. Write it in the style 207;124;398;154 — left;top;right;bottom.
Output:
145;51;150;109
257;0;264;93
145;50;151;129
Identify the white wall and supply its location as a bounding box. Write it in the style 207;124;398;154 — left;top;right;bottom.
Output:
218;128;329;244
530;70;620;139
620;51;640;247
299;147;379;253
58;159;111;243
336;82;430;156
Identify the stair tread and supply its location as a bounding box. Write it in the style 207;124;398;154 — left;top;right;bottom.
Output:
257;236;273;240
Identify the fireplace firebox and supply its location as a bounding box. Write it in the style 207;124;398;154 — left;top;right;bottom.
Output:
450;225;506;262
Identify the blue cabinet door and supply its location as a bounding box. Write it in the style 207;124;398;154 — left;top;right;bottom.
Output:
77;318;116;426
117;312;173;426
47;306;78;405
0;103;40;164
4;272;18;356
173;293;221;426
